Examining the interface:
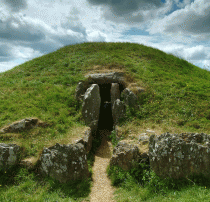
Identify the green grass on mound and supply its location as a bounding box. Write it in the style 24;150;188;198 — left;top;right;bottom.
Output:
0;41;210;201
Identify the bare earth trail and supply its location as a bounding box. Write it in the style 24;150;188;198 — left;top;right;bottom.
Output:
90;130;116;202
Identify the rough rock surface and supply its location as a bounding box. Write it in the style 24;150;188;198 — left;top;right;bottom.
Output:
85;72;125;85
139;133;150;144
149;132;210;179
111;83;120;107
112;99;126;125
82;84;101;126
0;143;21;171
75;82;90;101
110;141;141;171
38;143;90;183
75;128;93;154
121;88;137;108
0;118;48;134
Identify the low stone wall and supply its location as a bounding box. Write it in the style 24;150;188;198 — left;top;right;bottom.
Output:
110;141;149;171
149;132;210;179
0;125;94;184
38;143;90;183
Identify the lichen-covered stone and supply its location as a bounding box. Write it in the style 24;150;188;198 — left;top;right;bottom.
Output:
112;99;126;125
38;143;90;183
0;118;48;133
85;72;125;85
139;133;150;144
0;143;21;171
82;84;101;126
111;83;120;107
75;128;93;154
149;132;210;179
110;141;141;171
75;81;90;101
121;88;137;108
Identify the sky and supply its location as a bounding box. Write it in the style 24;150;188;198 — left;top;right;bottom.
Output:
0;0;210;73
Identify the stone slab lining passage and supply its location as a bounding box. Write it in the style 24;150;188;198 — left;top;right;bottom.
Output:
82;84;101;126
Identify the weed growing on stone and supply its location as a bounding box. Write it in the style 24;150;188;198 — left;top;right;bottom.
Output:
0;166;91;201
107;162;210;201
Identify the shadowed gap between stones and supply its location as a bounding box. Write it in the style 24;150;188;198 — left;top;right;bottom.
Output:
97;83;124;134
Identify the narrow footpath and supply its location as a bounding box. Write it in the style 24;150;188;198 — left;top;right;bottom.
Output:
90;130;116;202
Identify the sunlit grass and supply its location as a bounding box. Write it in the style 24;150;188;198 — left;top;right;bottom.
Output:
0;41;210;200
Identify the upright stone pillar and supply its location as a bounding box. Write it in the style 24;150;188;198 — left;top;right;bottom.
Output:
112;99;126;126
111;83;120;108
82;84;101;126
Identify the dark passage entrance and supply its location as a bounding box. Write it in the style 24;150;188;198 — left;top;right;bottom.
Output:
97;84;113;131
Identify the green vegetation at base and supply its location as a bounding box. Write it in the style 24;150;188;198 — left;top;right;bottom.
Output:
107;164;210;202
0;167;91;202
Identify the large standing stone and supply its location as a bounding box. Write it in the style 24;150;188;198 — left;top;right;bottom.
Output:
0;143;21;171
111;83;120;108
121;88;137;108
38;143;90;183
149;132;210;179
112;99;126;125
82;84;101;126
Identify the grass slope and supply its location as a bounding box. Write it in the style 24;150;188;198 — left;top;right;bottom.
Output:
0;41;210;201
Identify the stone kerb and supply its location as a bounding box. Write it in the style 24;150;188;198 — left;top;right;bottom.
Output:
110;141;141;171
38;143;90;183
149;132;210;179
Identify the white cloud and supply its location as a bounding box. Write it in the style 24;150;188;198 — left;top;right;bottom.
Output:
0;0;209;73
149;0;210;38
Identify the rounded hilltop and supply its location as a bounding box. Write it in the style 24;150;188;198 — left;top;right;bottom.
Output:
0;41;210;160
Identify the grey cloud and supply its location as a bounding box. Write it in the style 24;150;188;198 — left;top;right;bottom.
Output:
0;44;13;62
52;34;87;47
87;0;163;16
61;21;87;37
0;16;46;42
29;41;62;55
165;12;210;34
61;7;87;37
188;51;208;60
1;0;28;12
163;1;210;35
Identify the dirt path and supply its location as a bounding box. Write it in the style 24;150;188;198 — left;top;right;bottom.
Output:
90;130;116;202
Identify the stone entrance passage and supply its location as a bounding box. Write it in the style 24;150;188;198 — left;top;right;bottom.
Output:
98;84;113;131
79;72;129;133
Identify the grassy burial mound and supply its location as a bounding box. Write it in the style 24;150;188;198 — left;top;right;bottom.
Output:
0;41;210;201
1;41;210;159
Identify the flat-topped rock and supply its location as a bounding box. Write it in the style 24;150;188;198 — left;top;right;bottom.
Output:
85;72;125;85
149;132;210;179
0;118;48;134
38;143;90;183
